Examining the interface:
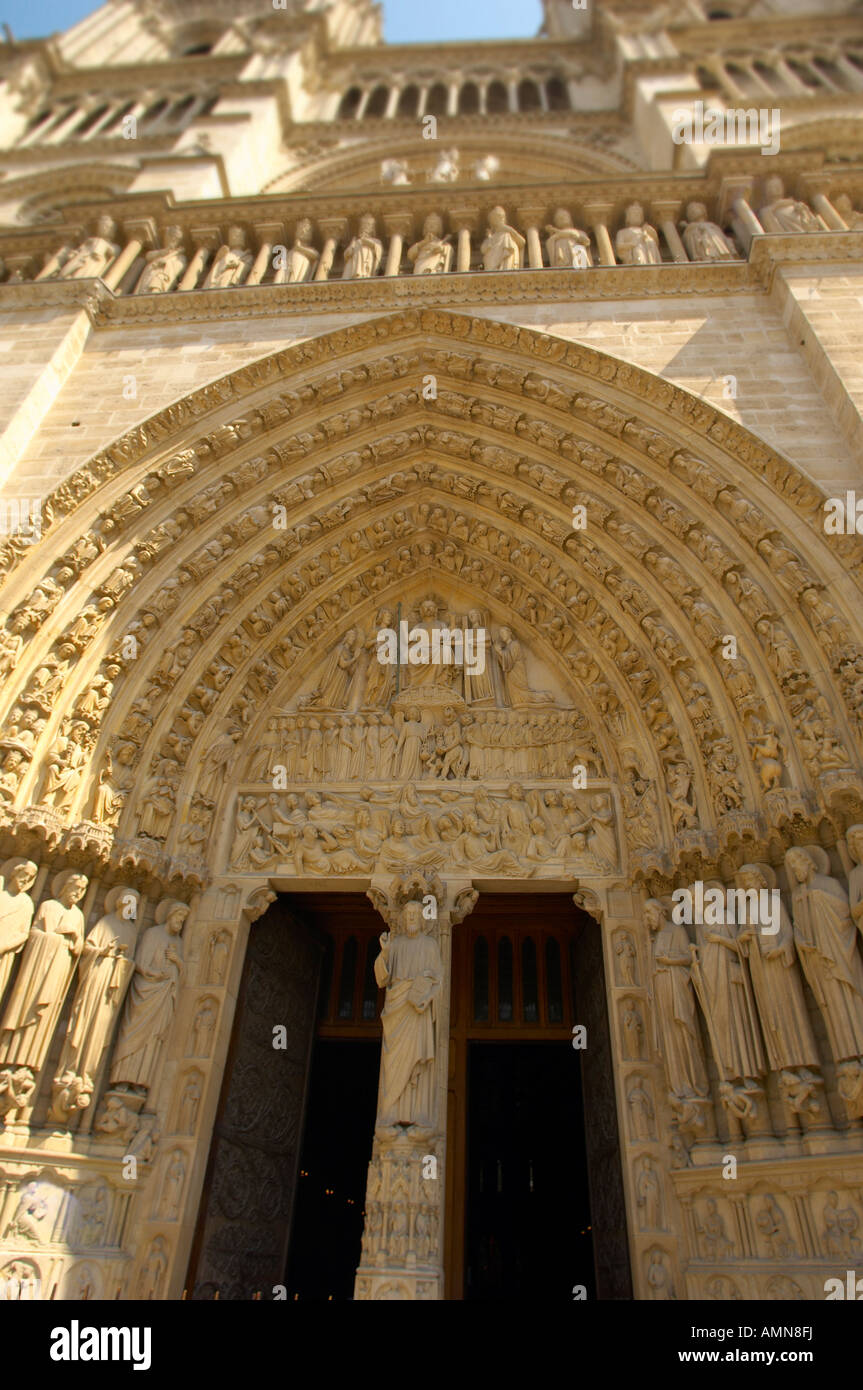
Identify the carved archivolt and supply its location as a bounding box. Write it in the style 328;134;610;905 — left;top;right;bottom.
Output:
0;309;860;893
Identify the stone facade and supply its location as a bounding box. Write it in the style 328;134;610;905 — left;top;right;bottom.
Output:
0;0;862;1301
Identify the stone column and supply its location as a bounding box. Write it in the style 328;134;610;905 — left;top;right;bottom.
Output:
805;189;849;230
245;221;285;286
354;872;477;1301
103;218;156;292
179;228;219;290
517;206;546;268
314;218;348;281
653;202;689;264
382;214;413;277
719;179;763;253
583;203;616;265
449;208;478;272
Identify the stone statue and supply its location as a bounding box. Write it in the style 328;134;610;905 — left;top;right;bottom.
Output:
758;177;824;234
690;888;765;1084
645;898;709;1101
204;226;253;288
544;208;592;268
133;226;187;294
0;859;38;1007
381;158;410;186
40;215;120;281
834;194;863;230
845;824;863;931
107;899;188;1095
615;202;661;265
136;1237;168;1299
428;148;459;183
273;218;319;284
493;627;553;705
342;215;383;280
680;202;737;261
0;871;88;1091
374;898;443;1130
636;1155;663;1230
49;886;141;1123
481;206;525;271
407;214;453;275
735;863;819;1075
785;846;863;1065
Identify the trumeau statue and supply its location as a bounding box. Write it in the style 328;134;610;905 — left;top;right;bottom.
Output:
49;886;141;1123
0;871;88;1082
544;208;592;268
273;218;319;284
407;215;453;276
758;177;825;234
615;202;662;265
133;226;188;295
374;898;443;1130
342;215;383;280
785;846;863;1066
645;898;709;1102
37;214;120;281
481;206;525;271
107;899;188;1095
0;859;37;1007
679;203;738;261
204;226;254;288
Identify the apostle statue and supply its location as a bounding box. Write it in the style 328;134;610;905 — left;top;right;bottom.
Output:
133;225;187;295
680;203;738;262
342;214;383;280
374;898;443;1130
0;871;88;1084
38;215;120;282
544;208;592;268
785;845;863;1064
645;898;709;1102
735;864;820;1078
49;886;141;1123
615;202;662;265
481;206;525;271
0;859;38;1008
204;226;253;288
407;214;453;276
107;898;188;1097
273;218;319;284
689;882;765;1084
758;178;825;234
845;824;863;928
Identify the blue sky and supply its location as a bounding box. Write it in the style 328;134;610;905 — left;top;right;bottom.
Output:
2;0;541;44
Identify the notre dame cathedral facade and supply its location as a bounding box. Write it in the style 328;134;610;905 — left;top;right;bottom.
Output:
0;0;861;1302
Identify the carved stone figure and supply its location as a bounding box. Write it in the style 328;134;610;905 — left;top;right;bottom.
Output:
428;149;459;182
635;1155;663;1229
407;214;453;276
646;898;709;1101
758;177;824;234
481;206;525;271
493;627;553;706
755;1194;795;1257
544;208;592;268
133;226;187;294
40;215;120;281
680;203;737;261
821;1190;860;1258
204;226;253;287
107;899;188;1095
786;846;863;1066
690;891;765;1083
342;215;383;279
0;859;38;1007
374;898;443;1129
615;202;661;265
49;886;141;1123
735;864;819;1075
136;1237;168;1299
0;871;88;1086
273;218;319;284
646;1248;674;1299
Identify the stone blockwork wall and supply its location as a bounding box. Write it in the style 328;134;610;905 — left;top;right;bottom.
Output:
2;274;861;504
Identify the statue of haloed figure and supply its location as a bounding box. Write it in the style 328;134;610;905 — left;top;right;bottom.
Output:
374;899;443;1130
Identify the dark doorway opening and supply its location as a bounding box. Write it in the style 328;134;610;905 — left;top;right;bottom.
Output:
465;1041;594;1300
285;1038;379;1300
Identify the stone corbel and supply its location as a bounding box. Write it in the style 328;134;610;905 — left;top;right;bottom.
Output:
241;884;276;923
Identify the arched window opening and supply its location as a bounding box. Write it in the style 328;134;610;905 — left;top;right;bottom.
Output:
752;61;782;92
338;86;362;119
169;95;198;122
99;100;137;133
364;84;389;118
426;82;448;116
396;84;420;117
518;78;541;112
458;82;480;115
141;98;170;125
545;75;569;110
486;79;508;113
786;57;821;88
